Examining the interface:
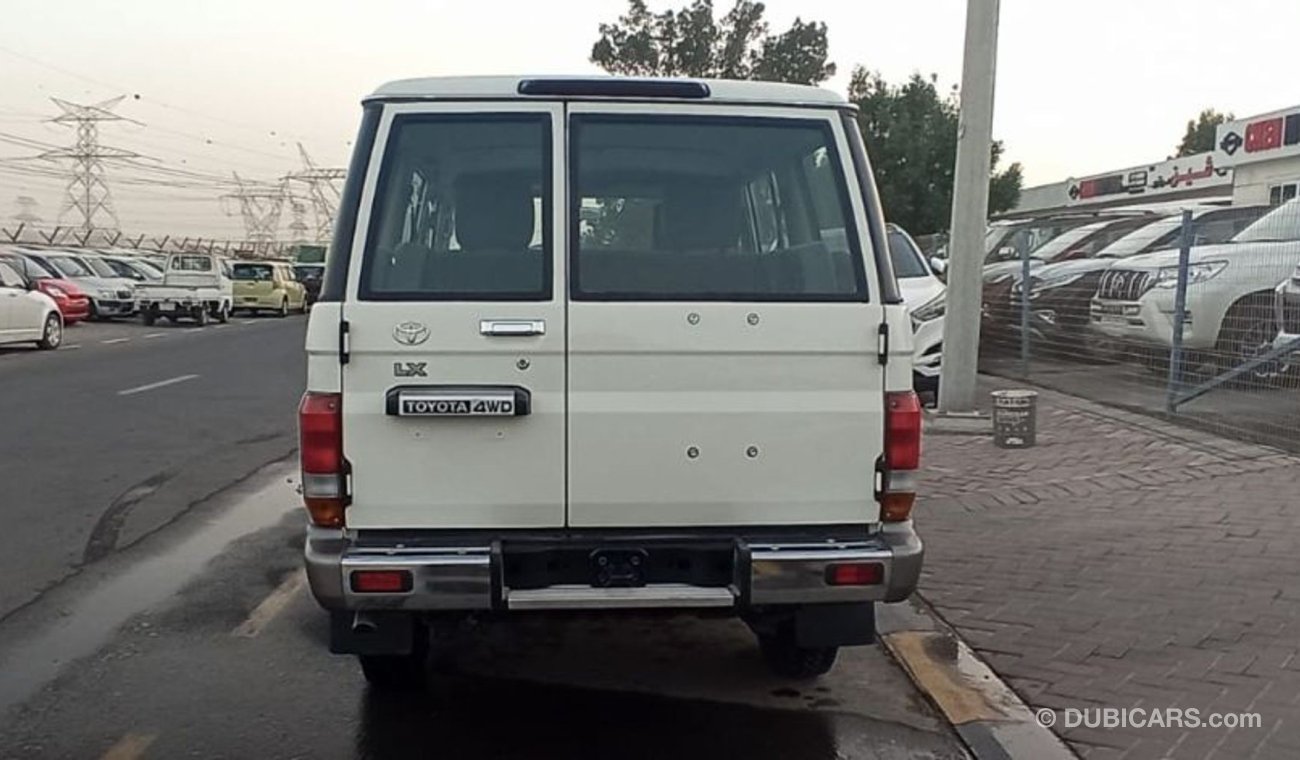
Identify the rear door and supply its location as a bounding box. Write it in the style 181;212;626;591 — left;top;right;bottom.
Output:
566;103;887;527
341;102;566;529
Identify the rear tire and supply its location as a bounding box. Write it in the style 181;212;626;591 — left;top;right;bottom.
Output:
37;313;62;350
216;302;230;324
277;298;288;318
195;306;210;327
142;310;156;327
758;628;839;679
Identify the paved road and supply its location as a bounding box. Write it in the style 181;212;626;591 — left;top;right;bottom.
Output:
0;316;967;759
0;315;307;619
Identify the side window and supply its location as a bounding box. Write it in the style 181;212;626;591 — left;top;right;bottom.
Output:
571;115;865;301
360;114;551;301
0;262;24;288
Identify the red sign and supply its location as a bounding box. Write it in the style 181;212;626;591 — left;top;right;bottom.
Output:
1245;117;1284;153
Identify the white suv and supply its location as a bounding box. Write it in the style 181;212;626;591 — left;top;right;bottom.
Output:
1090;200;1300;376
300;76;923;687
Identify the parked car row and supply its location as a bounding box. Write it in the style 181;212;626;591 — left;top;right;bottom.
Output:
970;199;1300;385
0;245;316;350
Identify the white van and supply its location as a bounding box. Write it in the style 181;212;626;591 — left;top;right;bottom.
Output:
300;77;923;687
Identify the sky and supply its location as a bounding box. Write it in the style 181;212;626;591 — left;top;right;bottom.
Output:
0;0;1296;240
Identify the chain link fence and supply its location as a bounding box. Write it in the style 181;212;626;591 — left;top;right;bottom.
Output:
976;199;1300;451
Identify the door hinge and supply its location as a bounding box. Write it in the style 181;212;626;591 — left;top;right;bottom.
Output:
339;319;351;365
877;322;890;365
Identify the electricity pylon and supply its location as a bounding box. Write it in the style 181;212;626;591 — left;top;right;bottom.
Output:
39;96;140;232
287;144;345;242
221;173;289;246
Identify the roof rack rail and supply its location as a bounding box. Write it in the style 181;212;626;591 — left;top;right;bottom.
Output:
517;78;710;99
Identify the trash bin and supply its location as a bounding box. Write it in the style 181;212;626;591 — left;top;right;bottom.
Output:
991;390;1038;448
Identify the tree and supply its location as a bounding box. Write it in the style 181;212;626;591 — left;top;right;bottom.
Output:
1173;108;1233;157
848;68;1022;235
590;0;835;85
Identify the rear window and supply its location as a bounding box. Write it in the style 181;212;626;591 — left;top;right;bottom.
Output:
360;114;551;301
171;255;213;272
48;256;93;278
232;263;274;281
571;115;865;301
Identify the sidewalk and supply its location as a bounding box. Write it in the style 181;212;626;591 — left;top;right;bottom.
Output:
917;378;1300;760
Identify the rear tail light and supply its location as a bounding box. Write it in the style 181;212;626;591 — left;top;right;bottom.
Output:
880;390;922;522
350;570;412;593
299;391;346;527
826;562;884;586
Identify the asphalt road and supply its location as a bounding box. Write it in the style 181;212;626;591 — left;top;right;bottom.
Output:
0;314;307;619
0;315;967;759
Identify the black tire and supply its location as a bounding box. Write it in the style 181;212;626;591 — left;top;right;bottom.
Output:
758;629;839;680
277;298;288;318
36;312;62;350
142;310;156;327
1217;299;1288;388
216;302;230;324
195;306;210;327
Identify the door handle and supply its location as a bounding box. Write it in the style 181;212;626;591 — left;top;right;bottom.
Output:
480;319;545;336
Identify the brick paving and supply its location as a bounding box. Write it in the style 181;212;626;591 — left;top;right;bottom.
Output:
917;380;1300;760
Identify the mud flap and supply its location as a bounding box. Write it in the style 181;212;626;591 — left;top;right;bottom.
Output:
794;602;876;648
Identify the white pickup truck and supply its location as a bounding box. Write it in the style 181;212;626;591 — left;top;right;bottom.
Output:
135;252;234;326
300;75;924;689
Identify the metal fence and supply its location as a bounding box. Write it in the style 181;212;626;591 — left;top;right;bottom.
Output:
976;199;1300;451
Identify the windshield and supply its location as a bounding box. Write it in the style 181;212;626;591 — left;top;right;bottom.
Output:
47;255;93;277
1232;199;1300;243
1;255;50;279
887;230;931;278
232;263;274;281
81;257;118;278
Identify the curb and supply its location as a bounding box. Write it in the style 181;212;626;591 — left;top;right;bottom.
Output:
877;596;1078;760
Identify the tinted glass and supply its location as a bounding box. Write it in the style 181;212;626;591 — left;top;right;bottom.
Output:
171;255;213;272
361;114;551;301
48;256;93;277
0;262;23;288
232;263;274;281
887;230;930;278
571;115;865;301
83;257;117;278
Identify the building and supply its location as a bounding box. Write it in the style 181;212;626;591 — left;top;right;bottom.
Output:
1005;151;1233;219
1214;105;1300;206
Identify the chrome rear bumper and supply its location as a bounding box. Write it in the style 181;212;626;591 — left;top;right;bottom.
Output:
305;523;923;612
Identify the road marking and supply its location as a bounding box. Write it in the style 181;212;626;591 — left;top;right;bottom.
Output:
214;323;228;329
64;344;81;350
240;319;257;325
100;733;157;760
232;569;306;638
100;337;131;345
117;374;199;397
143;332;166;339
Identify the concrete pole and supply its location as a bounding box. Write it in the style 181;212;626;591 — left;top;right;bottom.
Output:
938;0;1001;413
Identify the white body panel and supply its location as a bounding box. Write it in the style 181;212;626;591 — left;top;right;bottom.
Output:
317;94;899;531
136;253;233;309
0;263;58;345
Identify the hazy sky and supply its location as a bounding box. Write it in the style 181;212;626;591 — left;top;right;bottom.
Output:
0;0;1296;239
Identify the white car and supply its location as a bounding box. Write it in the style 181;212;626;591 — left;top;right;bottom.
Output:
887;224;945;392
0;259;63;349
1090;199;1300;378
301;75;924;687
135;252;235;325
1273;263;1300;359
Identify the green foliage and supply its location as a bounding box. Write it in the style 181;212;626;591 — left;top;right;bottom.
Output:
848;67;1022;235
1174;108;1232;158
591;0;835;85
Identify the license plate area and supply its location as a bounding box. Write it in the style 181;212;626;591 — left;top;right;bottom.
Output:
501;539;734;591
385;385;531;417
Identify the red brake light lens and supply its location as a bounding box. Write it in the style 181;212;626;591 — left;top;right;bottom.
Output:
885;391;922;471
826;562;884;586
299;392;345;528
350;570;412;593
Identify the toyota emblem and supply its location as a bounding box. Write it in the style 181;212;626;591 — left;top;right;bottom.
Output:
392;321;430;346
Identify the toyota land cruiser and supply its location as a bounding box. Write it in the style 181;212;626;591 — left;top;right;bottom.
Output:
301;76;923;687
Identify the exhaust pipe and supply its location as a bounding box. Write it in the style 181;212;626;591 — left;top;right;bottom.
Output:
351;611;379;635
